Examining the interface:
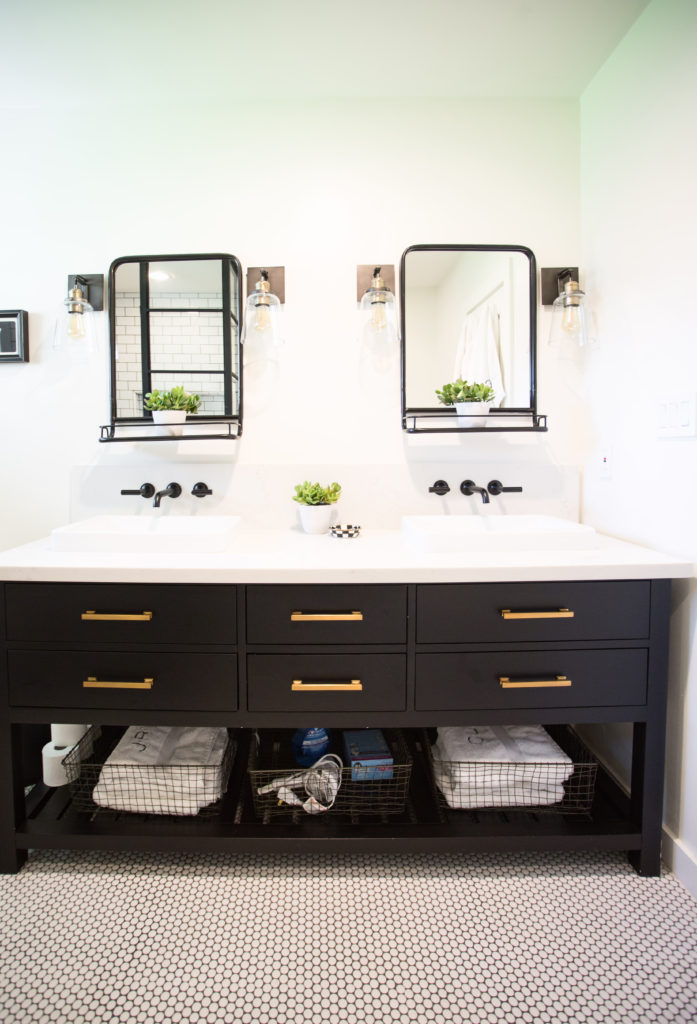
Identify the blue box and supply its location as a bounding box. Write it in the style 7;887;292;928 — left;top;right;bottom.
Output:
343;729;394;781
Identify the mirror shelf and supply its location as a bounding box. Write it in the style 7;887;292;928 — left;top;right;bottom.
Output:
99;419;241;443
403;410;547;433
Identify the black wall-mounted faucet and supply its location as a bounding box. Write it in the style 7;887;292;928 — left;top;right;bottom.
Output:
152;482;182;507
429;480;451;496
487;480;523;496
120;483;156;499
460;480;490;504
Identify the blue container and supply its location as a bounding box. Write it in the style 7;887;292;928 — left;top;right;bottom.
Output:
343;729;394;781
291;728;330;767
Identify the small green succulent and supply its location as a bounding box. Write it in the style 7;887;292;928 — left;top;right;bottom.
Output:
292;481;342;506
144;386;201;413
435;378;495;405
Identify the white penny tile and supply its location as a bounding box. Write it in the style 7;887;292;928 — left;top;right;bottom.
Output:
0;850;696;1024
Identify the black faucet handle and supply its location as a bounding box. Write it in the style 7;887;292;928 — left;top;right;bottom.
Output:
120;483;156;499
428;480;451;496
487;480;523;496
192;482;213;498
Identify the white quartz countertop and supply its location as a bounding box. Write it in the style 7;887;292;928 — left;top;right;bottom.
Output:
0;525;692;584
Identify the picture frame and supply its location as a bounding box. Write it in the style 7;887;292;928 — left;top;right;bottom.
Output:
0;310;29;363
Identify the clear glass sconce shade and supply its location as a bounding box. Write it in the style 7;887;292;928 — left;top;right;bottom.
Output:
241;278;282;351
549;280;589;347
53;286;97;352
359;276;399;345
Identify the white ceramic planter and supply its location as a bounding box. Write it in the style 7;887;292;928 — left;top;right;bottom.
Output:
454;401;491;428
151;409;187;436
297;503;336;534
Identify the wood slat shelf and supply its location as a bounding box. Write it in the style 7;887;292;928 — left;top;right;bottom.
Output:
17;731;640;853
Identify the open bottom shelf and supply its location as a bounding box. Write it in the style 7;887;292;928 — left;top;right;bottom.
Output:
17;731;642;855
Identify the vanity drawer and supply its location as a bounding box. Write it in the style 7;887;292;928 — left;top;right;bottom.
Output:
247;653;407;712
246;585;407;644
415;649;648;710
8;650;238;712
416;581;650;643
5;583;237;646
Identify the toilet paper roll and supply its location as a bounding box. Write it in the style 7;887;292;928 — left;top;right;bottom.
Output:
51;723;89;746
42;741;71;787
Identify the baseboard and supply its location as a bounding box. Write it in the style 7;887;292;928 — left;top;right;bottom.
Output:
576;730;697;896
662;827;697;897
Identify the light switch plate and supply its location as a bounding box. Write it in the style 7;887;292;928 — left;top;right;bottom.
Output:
657;392;697;438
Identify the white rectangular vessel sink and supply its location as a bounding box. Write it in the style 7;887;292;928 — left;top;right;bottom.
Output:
401;515;597;552
50;515;242;554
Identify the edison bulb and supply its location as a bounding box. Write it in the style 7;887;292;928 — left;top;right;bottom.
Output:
561;304;581;338
67;312;86;339
550;279;588;348
370;301;387;332
360;268;398;345
253;304;272;332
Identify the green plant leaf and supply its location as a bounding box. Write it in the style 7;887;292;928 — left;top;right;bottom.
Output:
435;378;495;405
292;480;342;505
144;387;201;413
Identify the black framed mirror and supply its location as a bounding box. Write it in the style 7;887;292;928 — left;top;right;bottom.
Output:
103;253;243;441
400;244;546;432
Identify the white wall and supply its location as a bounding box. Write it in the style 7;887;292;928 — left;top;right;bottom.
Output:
580;0;697;890
2;0;694;889
0;98;581;547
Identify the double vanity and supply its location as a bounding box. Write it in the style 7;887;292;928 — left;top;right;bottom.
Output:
1;246;689;875
0;518;690;876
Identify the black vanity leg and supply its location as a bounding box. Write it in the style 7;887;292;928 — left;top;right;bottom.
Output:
628;722;663;876
629;579;671;877
0;842;27;874
0;721;28;874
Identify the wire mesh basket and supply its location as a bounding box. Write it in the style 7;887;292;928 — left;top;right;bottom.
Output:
249;729;413;820
63;725;235;817
427;725;597;815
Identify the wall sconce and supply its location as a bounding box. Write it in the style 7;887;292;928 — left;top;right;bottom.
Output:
541;267;589;347
357;265;399;344
242;267;283;351
54;274;104;350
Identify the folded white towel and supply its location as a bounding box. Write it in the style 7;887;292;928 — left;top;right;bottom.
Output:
92;726;229;816
433;764;565;808
434;724;571;765
432;725;573;810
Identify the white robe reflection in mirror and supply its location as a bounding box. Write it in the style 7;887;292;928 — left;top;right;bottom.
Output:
452;300;505;406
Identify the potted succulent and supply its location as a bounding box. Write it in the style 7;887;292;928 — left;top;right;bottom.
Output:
292;480;342;534
144;386;201;436
435;378;495;428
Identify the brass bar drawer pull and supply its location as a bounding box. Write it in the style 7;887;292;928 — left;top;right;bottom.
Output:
291;679;363;692
291;611;364;622
499;675;572;689
81;610;153;622
83;677;154;690
500;608;574;620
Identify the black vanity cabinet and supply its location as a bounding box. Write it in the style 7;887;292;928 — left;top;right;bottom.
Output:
0;578;671;875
